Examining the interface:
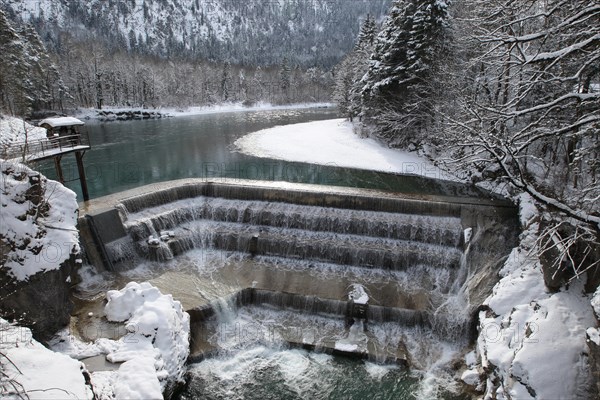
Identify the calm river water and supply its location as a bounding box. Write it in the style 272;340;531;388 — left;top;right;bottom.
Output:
39;107;481;200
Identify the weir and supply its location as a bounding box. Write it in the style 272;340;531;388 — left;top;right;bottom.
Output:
77;178;518;365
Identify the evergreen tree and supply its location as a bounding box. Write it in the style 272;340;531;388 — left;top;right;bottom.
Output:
220;61;231;101
356;14;377;49
19;25;69;111
333;13;380;120
360;0;449;145
0;10;68;116
0;10;32;116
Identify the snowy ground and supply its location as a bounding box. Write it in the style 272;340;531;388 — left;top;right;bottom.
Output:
0;116;47;147
234;118;455;180
75;101;333;120
0;318;93;399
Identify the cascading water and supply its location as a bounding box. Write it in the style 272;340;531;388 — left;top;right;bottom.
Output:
82;182;516;399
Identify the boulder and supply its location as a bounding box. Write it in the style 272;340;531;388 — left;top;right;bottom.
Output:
0;254;79;342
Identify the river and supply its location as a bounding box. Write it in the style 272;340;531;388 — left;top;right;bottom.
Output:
38;107;486;200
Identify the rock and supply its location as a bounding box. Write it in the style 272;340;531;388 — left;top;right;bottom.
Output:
586;328;600;398
461;368;482;387
0;254;79;342
0;160;80;343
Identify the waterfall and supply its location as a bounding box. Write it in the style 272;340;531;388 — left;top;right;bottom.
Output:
92;180;517;398
122;195;464;272
211;295;238;325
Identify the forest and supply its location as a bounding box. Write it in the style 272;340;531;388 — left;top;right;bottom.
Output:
0;0;391;114
0;9;333;114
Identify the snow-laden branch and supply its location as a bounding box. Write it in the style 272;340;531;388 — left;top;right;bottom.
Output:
480;137;600;231
526;33;600;63
481;5;600;45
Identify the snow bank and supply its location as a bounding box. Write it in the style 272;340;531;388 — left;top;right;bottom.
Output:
50;282;190;399
235;118;453;179
0;115;47;148
0;318;92;399
75;102;333;120
101;282;189;398
475;194;596;399
168;101;333;117
0;160;80;281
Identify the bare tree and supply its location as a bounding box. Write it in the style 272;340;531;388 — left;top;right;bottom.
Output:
444;0;600;277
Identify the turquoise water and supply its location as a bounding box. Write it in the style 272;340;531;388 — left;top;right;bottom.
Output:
180;348;420;400
36;108;487;200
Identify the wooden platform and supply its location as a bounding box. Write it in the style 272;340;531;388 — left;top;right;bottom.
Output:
1;133;90;162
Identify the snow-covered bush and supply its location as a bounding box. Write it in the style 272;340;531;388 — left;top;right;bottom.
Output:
98;282;190;399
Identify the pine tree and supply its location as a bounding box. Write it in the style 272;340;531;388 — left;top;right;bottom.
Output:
220;61;231;101
19;25;69;112
333;13;380;120
0;10;32;116
360;0;449;145
356;14;377;50
0;11;68;116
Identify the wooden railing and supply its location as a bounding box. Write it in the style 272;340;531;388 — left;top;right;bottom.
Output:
1;131;91;161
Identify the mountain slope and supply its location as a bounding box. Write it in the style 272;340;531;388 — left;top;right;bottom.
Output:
1;0;391;68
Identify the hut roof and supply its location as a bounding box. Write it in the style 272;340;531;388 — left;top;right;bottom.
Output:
39;117;85;128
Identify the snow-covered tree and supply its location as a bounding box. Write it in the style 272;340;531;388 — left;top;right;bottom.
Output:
220;61;232;102
360;0;450;145
333;14;380;120
0;11;68;116
443;0;600;278
279;57;292;103
356;13;377;49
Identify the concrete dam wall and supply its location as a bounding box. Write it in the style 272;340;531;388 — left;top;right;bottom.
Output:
77;178;519;363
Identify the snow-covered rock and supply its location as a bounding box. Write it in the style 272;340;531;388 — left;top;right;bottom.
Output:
0;159;80;339
591;285;600;318
460;368;481;387
0;318;93;399
103;282;190;397
476;216;597;399
0;160;79;280
348;283;369;305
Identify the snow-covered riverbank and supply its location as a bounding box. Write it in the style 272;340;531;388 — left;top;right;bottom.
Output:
234;118;455;180
467;193;599;398
74;102;334;121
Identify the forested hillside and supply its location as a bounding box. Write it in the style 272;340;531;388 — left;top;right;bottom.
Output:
0;0;391;114
1;0;390;68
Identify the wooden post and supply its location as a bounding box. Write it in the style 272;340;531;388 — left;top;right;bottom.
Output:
75;151;90;201
53;156;65;184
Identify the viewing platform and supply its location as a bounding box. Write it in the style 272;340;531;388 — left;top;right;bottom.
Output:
1;117;92;200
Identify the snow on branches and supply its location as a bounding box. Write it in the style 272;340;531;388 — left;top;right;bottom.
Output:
444;0;600;278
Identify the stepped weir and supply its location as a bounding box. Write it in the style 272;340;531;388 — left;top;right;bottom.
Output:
78;178;518;366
